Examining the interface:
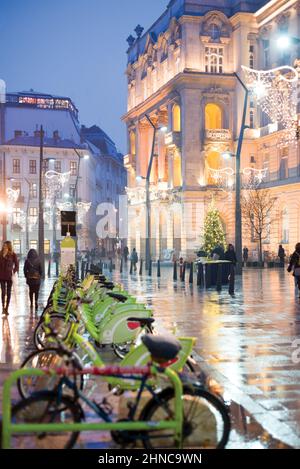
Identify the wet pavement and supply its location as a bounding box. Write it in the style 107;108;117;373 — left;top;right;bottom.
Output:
0;264;299;448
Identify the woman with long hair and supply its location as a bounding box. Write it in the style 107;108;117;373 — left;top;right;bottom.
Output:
287;243;300;298
0;241;19;315
24;249;42;310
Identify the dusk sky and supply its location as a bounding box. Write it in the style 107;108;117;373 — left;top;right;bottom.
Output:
0;0;167;152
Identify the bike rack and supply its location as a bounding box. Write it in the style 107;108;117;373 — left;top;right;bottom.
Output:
2;366;183;449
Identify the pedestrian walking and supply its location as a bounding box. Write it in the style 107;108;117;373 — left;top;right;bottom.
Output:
278;244;286;268
287;243;300;298
0;241;19;315
243;246;249;265
123;246;129;262
130;248;138;272
225;244;237;265
23;249;43;311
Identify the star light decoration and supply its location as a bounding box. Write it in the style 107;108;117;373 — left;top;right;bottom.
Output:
242;65;298;143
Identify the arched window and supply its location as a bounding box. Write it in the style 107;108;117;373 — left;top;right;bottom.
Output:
205;103;222;129
173;151;182;187
129;131;136;155
281;207;289;243
208;23;221;41
172;104;181;132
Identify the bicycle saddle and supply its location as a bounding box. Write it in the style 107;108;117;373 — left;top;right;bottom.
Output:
107;292;128;302
142;335;181;361
101;282;115;290
127;317;155;327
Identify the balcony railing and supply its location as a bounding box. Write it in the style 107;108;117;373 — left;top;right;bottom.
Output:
205;129;231;141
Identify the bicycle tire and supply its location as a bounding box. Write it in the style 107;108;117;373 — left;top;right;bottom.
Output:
17;348;84;399
34;313;74;350
139;386;230;449
11;391;82;449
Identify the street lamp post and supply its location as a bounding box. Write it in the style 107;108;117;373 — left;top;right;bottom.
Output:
73;149;89;259
38;125;45;278
234;73;249;275
145;115;157;270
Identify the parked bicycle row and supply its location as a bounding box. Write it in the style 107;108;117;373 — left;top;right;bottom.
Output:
1;265;231;449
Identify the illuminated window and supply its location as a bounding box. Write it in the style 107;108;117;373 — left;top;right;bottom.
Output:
13;208;22;225
69;184;76;197
208;24;221;41
30;240;38;250
173;151;182;187
13;239;21;254
42;160;49;173
249;45;254;69
279;147;288;180
205;47;223;74
250;110;255;129
29;183;37;199
70;161;77;176
129;131;136;155
172;104;181;132
281;208;289;243
205;103;222;129
55;160;61;172
29;160;37;174
13;159;20;174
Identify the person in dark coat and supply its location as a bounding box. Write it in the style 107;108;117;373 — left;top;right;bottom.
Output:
24;249;42;310
211;245;225;260
0;241;19;315
130;248;138;271
243;247;249;264
224;244;237;265
123;246;129;262
287;243;300;298
278;244;285;268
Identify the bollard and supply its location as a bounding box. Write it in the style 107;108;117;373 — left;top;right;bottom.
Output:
148;259;152;277
197;262;204;287
55;260;59;277
139;259;143;276
228;263;235;295
76;261;79;279
85;262;89;276
109;258;113;273
189;262;193;284
182;262;186;282
130;261;133;274
81;261;85;280
216;263;222;292
179;262;184;280
173;261;177;281
120;258;123;273
47;259;51;278
99;261;103;275
157;259;161;278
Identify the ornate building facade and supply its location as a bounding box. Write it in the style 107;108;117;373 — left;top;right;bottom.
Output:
123;0;300;261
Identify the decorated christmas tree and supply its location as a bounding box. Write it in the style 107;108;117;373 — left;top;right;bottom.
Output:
203;202;226;256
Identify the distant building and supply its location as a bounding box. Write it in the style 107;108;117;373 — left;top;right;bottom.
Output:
0;90;125;255
123;0;300;260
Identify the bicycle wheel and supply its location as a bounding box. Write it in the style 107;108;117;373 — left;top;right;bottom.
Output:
34;314;73;350
17;348;84;399
139;386;230;449
11;392;82;449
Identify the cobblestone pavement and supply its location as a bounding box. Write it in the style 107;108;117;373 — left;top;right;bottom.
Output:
0;265;299;448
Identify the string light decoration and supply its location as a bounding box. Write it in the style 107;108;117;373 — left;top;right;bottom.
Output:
6;187;20;204
242;65;298;142
242;167;268;188
44;170;71;203
77;202;91;224
207;166;235;191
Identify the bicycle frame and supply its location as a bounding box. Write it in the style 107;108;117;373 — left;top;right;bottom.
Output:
2;366;184;449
